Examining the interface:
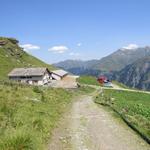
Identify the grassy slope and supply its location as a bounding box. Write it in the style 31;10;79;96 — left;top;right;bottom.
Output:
77;75;99;86
0;83;72;149
0;82;95;149
95;89;150;141
0;37;55;80
112;80;130;89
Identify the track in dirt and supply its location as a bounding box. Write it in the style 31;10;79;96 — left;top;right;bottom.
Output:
48;95;150;150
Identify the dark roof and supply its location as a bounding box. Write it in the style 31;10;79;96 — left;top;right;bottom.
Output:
8;68;49;77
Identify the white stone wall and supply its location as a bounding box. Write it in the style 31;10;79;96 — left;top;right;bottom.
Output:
9;72;51;86
38;80;43;85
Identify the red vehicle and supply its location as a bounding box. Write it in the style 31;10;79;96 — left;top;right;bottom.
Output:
97;76;107;84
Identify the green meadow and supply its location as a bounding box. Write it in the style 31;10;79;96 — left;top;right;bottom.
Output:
0;81;94;149
95;89;150;141
77;75;99;86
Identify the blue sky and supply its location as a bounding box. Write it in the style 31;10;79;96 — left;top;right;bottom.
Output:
1;0;150;63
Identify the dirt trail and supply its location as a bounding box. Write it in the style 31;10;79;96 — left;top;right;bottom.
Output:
104;84;150;94
48;95;150;150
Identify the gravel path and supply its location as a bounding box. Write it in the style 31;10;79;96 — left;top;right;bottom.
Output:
48;95;150;150
104;84;150;94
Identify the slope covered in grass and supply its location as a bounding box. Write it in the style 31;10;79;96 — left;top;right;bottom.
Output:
77;75;99;86
95;89;150;142
0;82;72;149
0;81;95;149
0;37;55;80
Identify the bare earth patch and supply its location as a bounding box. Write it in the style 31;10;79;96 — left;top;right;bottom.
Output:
49;75;78;89
48;95;150;150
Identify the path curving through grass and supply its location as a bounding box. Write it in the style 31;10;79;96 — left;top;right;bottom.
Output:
48;92;150;150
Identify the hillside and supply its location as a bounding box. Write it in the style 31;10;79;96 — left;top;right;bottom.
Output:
54;59;101;76
0;83;73;149
114;56;150;90
54;46;150;75
0;37;55;80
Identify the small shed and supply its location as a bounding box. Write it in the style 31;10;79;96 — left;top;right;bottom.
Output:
51;69;68;80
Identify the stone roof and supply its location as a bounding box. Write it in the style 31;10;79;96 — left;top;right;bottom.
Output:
8;68;49;77
51;69;68;77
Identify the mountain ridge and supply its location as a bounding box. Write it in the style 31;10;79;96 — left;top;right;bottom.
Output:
54;46;150;75
54;46;150;90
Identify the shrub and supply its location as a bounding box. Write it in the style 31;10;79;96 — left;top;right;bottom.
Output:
33;86;42;93
0;130;37;150
41;92;46;102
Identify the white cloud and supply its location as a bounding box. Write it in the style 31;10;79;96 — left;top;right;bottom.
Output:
48;45;69;54
77;43;82;47
122;44;139;50
69;52;80;56
20;44;40;52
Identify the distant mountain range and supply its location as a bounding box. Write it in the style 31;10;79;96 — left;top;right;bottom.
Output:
54;46;150;73
54;59;101;76
54;46;150;90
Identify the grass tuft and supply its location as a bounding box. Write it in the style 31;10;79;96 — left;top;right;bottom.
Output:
0;129;38;150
